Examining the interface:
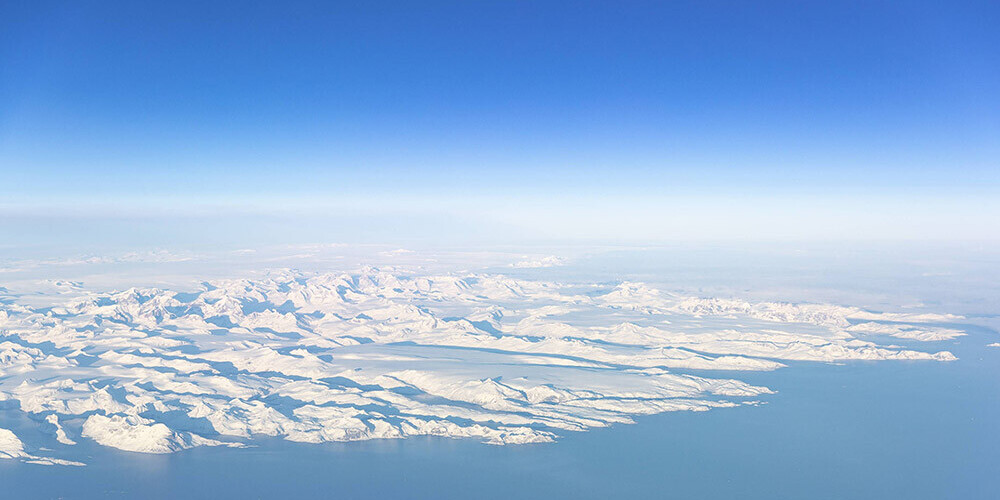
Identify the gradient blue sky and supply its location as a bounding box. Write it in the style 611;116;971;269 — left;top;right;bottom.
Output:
2;1;998;243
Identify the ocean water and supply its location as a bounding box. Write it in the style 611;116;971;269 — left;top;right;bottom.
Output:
2;324;997;500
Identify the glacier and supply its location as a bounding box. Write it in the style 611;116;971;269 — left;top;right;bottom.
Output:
0;266;960;465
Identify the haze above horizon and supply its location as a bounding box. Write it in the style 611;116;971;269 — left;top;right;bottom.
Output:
2;1;998;242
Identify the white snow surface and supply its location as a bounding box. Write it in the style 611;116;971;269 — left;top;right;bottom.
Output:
0;427;84;466
511;256;565;268
0;427;25;459
0;267;960;464
81;414;236;454
43;414;76;445
846;322;966;341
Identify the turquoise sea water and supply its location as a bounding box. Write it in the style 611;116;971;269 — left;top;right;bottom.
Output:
2;324;997;500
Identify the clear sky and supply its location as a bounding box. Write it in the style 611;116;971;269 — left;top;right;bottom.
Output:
2;1;998;244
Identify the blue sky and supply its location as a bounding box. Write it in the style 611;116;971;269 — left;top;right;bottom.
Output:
2;1;998;243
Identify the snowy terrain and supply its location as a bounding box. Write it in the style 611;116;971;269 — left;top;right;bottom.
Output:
0;266;960;465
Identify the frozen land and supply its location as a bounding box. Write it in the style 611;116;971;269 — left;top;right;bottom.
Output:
0;250;968;466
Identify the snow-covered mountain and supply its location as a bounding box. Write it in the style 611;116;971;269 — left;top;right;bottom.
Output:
0;268;959;465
